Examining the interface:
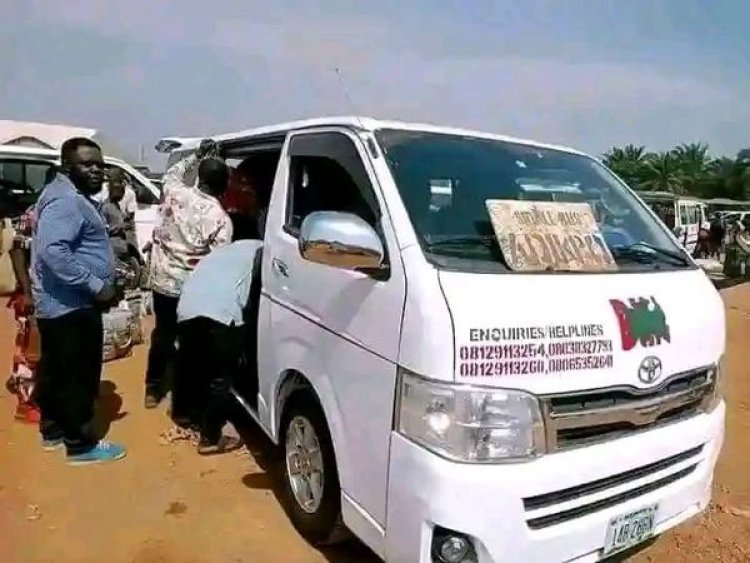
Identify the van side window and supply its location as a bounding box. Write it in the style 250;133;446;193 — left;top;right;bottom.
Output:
285;132;380;233
131;176;159;205
0;159;57;218
679;205;688;225
107;165;159;205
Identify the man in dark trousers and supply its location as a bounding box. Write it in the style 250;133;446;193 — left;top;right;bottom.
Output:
709;214;726;259
175;239;262;454
144;139;232;408
32;137;125;464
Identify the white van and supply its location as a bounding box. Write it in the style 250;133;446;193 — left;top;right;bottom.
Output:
638;192;708;254
0;145;161;249
159;118;724;563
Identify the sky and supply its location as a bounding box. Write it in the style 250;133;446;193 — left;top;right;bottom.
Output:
2;1;749;169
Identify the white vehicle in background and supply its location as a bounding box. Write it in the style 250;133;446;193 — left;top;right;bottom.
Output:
159;118;724;563
0;144;161;250
638;192;708;254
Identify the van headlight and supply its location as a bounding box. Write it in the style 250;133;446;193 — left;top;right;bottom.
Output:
396;369;545;463
705;358;724;411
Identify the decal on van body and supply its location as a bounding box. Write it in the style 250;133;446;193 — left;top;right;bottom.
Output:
459;323;614;377
609;297;670;351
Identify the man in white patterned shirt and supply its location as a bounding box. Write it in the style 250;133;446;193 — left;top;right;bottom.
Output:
145;139;232;408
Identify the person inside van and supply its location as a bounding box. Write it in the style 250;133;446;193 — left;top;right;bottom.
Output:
217;154;276;241
221;166;258;241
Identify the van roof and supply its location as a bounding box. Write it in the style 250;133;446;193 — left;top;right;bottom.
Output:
155;116;586;157
0;144;160;196
637;191;704;203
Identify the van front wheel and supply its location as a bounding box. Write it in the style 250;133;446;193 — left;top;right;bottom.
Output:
281;397;341;544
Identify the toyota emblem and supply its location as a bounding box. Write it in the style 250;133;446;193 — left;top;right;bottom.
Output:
638;356;663;384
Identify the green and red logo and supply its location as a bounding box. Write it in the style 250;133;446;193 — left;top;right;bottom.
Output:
609;296;670;351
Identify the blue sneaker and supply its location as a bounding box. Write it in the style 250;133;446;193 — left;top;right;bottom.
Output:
67;441;126;465
42;437;64;452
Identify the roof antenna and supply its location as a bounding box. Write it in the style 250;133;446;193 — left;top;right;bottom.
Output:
334;67;366;130
333;67;379;158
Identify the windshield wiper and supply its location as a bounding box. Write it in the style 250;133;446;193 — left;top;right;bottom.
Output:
423;235;510;267
611;242;690;267
424;235;496;249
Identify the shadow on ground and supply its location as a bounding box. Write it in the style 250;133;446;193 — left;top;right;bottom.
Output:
94;379;127;439
234;411;380;563
714;278;749;291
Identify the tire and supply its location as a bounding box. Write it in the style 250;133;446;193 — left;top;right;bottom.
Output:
280;393;342;545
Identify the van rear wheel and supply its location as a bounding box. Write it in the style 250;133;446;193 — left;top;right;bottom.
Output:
281;396;341;544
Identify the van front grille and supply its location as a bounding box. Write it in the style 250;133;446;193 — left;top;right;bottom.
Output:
539;367;715;452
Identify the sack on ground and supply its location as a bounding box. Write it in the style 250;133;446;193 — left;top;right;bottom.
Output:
102;308;134;362
124;291;146;345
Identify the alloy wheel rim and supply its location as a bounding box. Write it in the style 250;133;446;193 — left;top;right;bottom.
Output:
285;415;325;514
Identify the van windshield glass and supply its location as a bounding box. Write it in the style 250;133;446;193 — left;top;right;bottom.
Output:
375;129;692;273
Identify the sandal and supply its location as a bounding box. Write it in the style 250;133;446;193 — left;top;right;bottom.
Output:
197;435;243;456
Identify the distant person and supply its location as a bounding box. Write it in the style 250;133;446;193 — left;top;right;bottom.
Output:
145;139;232;409
101;179;132;260
32;137;125;464
709;214;725;259
94;168;138;219
175;239;262;454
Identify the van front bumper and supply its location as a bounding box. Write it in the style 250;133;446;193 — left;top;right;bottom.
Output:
384;402;724;563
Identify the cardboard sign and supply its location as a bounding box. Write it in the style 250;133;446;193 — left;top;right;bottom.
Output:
485;200;617;272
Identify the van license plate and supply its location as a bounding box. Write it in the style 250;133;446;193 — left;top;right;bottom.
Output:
603;504;657;556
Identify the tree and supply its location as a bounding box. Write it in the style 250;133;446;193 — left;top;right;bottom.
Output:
640;151;686;193
602;144;647;188
602;142;748;199
673;143;711;194
705;157;750;200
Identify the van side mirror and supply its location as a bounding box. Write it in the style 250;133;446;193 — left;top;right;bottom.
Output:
299;211;386;274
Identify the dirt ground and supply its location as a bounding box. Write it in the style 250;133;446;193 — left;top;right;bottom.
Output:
1;286;749;563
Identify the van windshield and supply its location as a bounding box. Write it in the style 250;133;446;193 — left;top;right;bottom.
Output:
375;129;692;273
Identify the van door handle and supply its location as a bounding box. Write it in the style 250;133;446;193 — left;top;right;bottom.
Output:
272;257;290;278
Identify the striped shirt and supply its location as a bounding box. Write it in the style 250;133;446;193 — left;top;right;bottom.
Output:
31;174;116;319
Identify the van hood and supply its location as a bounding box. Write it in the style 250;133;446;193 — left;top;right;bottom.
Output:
438;269;724;394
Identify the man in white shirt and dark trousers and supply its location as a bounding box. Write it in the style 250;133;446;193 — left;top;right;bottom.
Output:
145;139;233;408
175;239;262;454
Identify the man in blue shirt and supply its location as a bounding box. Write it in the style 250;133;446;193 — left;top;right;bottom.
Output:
32;137;126;465
174;239;262;454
